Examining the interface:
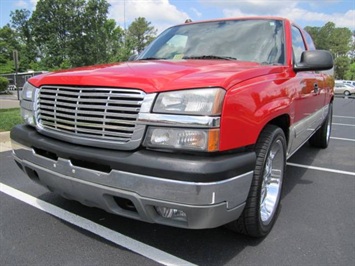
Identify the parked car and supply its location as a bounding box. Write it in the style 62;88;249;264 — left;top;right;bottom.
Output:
334;82;355;96
343;80;355;86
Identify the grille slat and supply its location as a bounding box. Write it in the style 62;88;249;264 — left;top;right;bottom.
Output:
41;121;133;138
40;115;135;131
40;95;143;106
39;100;141;112
37;86;145;146
39;107;138;119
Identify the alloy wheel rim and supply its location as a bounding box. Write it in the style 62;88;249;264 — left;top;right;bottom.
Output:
260;139;284;225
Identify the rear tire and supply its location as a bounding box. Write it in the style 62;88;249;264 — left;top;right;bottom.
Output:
226;125;286;237
309;103;333;149
344;90;350;96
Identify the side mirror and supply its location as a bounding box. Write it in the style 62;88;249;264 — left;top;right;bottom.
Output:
294;50;333;72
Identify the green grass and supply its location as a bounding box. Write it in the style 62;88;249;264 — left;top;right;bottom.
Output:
0;108;23;132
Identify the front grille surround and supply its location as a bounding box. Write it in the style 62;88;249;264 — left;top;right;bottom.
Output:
35;86;150;150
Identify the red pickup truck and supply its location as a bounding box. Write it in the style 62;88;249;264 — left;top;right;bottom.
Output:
11;17;334;237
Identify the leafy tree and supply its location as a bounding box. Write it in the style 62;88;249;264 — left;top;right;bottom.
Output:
0;26;21;73
126;17;157;54
305;22;352;56
7;0;158;70
350;30;355;63
31;0;87;69
345;62;355;80
104;19;125;62
305;22;352;79
335;56;350;80
10;9;39;72
0;77;9;92
28;0;125;69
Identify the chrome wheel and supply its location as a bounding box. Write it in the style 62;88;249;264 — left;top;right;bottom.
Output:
226;125;286;237
260;139;284;225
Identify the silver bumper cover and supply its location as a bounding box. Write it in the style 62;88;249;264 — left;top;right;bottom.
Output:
12;141;253;229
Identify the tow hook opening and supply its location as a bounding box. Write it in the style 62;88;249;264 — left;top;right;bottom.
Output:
24;167;41;184
113;197;137;213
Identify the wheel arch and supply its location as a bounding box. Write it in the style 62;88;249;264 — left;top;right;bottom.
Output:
263;114;290;145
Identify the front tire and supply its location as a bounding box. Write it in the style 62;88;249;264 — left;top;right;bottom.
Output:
226;125;286;237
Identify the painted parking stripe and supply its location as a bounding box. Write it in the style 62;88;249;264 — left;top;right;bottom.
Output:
0;183;196;266
287;163;355;176
330;137;355;142
332;123;355;127
333;115;355;119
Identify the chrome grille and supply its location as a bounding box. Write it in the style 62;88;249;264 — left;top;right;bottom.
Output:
36;86;146;148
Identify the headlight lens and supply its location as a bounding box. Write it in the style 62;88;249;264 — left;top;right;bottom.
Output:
144;127;219;152
153;88;225;115
21;82;37;101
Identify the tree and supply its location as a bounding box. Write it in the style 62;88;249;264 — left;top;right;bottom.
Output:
10;9;38;71
31;0;87;69
0;77;9;92
335;56;350;79
0;26;21;73
7;0;158;70
103;19;125;62
28;0;125;69
126;17;157;54
305;22;352;79
345;62;355;80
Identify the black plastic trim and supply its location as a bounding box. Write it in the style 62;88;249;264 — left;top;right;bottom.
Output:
11;125;256;182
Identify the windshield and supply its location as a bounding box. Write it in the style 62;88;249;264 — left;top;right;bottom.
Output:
139;19;285;65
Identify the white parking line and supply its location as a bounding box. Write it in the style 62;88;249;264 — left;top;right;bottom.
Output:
333;115;355;119
0;183;196;266
330;137;355;142
332;123;355;127
287;163;355;176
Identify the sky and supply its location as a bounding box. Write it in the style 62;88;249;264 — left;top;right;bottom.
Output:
0;0;354;33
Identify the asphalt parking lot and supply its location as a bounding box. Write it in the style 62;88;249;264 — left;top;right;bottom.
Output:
0;96;354;266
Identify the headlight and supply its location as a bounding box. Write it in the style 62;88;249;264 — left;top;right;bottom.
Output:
20;82;37;126
144;127;219;152
21;82;37;101
21;109;35;125
153;88;225;115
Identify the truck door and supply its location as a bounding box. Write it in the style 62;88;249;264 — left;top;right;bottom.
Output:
290;26;325;153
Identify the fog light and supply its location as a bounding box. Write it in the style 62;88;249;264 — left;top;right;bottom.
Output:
155;206;187;221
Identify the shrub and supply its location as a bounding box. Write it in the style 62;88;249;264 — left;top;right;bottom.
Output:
0;77;9;92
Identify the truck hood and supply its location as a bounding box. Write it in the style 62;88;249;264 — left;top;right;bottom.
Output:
29;60;284;92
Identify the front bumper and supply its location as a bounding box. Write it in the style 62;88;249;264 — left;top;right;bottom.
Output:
11;125;255;229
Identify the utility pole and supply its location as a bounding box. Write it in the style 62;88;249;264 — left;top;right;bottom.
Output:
13;50;19;100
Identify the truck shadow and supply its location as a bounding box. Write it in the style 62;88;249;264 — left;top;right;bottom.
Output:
38;191;264;265
282;142;322;200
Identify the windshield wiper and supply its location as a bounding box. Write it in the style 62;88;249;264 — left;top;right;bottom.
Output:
183;55;237;60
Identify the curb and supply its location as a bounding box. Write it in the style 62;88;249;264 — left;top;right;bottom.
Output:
0;131;12;152
0;131;10;142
